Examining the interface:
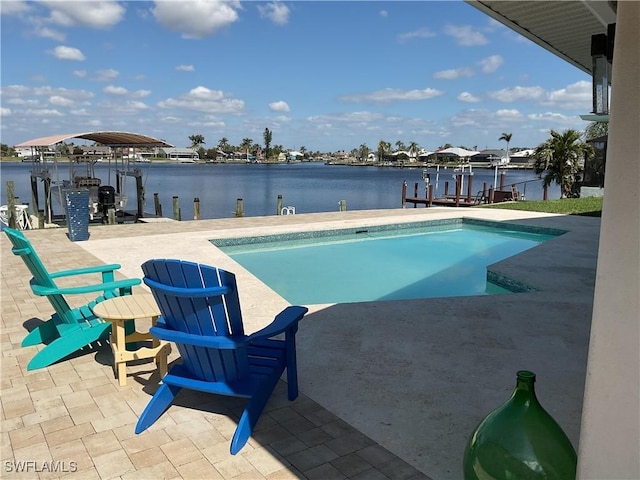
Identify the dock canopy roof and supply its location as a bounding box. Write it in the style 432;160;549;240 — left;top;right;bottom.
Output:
14;131;174;148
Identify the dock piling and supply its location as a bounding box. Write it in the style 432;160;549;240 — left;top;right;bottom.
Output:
455;175;462;207
154;193;162;217
277;194;283;215
235;198;244;217
172;196;180;221
194;197;200;220
6;182;16;228
402;181;407;208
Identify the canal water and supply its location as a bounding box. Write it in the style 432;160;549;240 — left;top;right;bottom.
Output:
0;161;559;220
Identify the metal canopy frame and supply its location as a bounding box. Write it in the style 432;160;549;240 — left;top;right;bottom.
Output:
14;131;174;148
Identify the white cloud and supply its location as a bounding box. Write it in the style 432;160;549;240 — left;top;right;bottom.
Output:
51;45;85;61
133;90;152;98
176;65;195;72
41;1;125;28
397;27;436;43
104;85;128;95
152;1;241;39
125;100;150;111
528;112;580;124
0;1;32;15
34;26;65;42
24;108;64;117
343;111;385;122
257;2;290;26
158;86;245;114
0;107;12;117
488;81;590;111
443;25;488;46
434;67;474;80
479;55;504;74
73;70;87;78
544;81;591;110
95;69;119;82
269;101;290;112
33;86;95;100
49;95;75;107
495;109;522;119
458;92;481;103
488;86;546;102
340;88;444;104
379;10;388;18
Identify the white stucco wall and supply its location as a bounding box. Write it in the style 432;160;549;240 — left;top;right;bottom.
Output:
577;2;640;478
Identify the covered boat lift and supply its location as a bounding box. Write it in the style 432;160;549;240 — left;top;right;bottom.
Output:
14;131;173;225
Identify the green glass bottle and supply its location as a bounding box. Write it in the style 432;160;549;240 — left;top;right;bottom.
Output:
463;370;577;480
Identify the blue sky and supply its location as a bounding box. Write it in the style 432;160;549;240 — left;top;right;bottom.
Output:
1;1;592;153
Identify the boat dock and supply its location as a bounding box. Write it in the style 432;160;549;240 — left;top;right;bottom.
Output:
402;170;523;208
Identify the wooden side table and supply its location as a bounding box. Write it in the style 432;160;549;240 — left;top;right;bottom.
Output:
92;294;171;386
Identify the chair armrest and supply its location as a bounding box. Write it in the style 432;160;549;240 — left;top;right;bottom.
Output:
247;306;308;342
31;278;141;296
150;321;247;349
144;277;230;298
49;263;123;279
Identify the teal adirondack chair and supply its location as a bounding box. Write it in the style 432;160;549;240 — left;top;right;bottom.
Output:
135;259;308;454
4;227;141;370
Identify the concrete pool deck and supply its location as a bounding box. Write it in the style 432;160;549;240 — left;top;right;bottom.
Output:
1;207;599;479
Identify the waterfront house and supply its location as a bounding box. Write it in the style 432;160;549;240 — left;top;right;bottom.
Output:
161;147;199;162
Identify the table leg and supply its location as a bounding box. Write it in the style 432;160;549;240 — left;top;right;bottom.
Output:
156;346;169;378
150;315;169;379
124;318;138;351
113;319;128;386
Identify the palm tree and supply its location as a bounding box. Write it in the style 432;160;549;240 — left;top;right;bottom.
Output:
377;140;391;162
240;137;253;161
532;129;591;198
408;141;420;161
263;128;272;161
218;137;230;151
584;121;608;140
499;132;512;163
359;143;370;162
189;134;205;149
395;140;406;152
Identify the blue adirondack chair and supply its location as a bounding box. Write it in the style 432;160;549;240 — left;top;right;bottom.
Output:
136;259;308;454
4;227;141;370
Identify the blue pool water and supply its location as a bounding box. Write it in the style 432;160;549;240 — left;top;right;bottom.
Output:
214;220;561;305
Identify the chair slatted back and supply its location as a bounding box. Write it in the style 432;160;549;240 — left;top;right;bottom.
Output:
4;227;77;323
142;259;249;383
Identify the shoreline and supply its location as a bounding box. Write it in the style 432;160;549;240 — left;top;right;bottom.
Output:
1;156;535;170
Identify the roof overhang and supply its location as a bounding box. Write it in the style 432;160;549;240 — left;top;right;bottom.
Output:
465;0;617;75
14;131;174;148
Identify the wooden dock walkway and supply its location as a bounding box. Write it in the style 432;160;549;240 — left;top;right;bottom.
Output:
402;172;520;208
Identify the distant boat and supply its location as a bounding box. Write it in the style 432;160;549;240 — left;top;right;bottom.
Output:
489;156;510;167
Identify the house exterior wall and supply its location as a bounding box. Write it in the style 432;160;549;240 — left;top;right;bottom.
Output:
577;2;640;477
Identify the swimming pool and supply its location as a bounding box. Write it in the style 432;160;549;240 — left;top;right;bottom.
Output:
212;219;564;305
